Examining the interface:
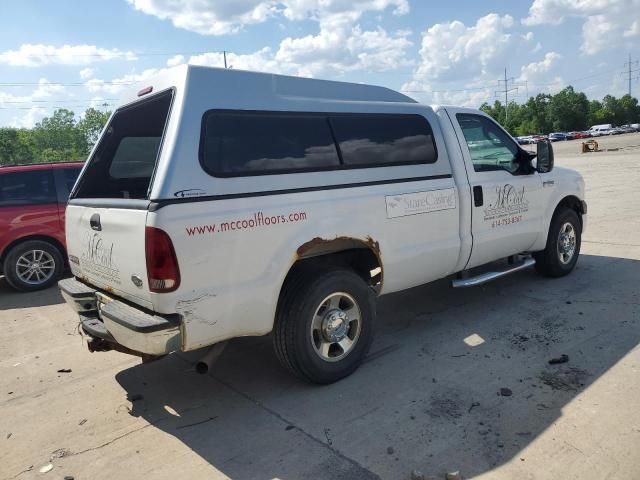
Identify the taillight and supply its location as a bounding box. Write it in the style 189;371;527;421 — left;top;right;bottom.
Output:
145;226;180;293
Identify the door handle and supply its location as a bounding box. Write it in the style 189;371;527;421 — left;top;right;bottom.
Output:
90;213;101;231
473;186;483;207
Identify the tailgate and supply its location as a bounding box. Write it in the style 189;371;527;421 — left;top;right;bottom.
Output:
66;204;152;309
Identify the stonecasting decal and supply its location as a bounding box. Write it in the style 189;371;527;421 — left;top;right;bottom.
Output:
385;188;457;219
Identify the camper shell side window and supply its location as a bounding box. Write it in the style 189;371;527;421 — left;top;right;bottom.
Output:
199;110;438;178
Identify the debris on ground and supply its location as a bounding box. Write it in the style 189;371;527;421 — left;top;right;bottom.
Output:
51;448;71;459
39;464;53;473
323;428;333;446
57;369;72;373
387;446;395;454
499;388;513;397
446;471;462;480
548;354;569;365
410;469;425;480
78;419;87;426
539;367;590;391
64;476;75;480
6;432;12;439
468;401;480;413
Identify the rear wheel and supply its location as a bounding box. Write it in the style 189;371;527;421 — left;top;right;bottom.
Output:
273;268;375;384
534;208;581;277
3;240;64;291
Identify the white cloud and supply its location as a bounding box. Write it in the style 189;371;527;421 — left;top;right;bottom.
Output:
166;54;185;67
10;106;48;128
410;14;516;82
31;78;66;99
401;14;563;107
188;48;281;73
522;0;640;54
80;68;95;80
402;12;532;104
275;19;413;76
181;4;413;78
0;44;137;67
126;0;408;35
518;51;562;82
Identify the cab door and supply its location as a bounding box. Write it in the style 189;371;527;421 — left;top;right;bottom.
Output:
448;109;545;269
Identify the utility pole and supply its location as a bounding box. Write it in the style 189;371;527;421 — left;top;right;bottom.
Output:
623;54;640;97
495;68;518;121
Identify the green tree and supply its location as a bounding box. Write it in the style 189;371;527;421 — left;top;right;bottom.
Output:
78;108;110;148
32;109;87;162
0;128;37;165
548;86;589;131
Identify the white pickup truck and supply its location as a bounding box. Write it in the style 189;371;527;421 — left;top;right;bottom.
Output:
59;65;586;384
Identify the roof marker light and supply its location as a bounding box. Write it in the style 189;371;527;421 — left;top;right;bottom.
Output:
137;86;153;97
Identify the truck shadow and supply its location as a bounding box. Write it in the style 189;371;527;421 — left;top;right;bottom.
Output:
0;277;65;309
116;253;640;479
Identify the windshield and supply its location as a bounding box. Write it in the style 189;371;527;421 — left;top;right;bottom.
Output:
73;90;173;200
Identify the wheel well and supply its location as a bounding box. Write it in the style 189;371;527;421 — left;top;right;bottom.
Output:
282;237;383;294
0;235;66;267
554;195;584;226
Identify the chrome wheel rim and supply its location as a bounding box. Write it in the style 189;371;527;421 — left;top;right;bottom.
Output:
15;249;56;285
310;292;362;362
557;222;577;265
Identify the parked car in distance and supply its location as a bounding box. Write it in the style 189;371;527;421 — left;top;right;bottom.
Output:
548;132;568;142
568;131;590;139
0;162;83;291
588;124;613;136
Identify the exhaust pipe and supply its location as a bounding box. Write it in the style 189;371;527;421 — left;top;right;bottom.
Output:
195;342;228;374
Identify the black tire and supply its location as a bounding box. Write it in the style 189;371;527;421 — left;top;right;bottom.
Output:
534;208;581;277
3;240;64;292
273;268;375;384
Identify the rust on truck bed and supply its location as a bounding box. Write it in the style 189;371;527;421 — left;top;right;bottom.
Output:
296;235;383;288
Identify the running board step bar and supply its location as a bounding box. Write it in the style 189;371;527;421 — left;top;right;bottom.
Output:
451;257;536;288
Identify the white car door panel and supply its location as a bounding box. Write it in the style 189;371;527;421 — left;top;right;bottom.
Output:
447;109;545;269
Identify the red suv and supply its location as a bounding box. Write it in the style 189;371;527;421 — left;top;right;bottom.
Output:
0;162;83;291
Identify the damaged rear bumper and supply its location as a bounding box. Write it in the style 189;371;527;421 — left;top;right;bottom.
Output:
59;277;181;356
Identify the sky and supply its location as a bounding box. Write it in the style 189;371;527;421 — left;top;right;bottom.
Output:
1;0;639;128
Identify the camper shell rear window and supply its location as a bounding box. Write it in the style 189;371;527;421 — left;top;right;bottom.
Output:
73;89;173;200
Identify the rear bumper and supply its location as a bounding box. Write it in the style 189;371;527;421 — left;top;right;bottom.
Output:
59;277;181;355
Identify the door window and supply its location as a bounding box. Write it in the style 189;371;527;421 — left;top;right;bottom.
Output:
456;114;520;174
0;170;57;207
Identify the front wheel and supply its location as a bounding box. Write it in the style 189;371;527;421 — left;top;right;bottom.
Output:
273;268;375;384
534;208;581;277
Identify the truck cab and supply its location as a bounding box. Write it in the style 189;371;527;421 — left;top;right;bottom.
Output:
59;66;586;383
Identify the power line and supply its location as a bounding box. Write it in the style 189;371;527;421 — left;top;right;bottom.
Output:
0;98;118;104
495;68;519;121
622;54;640;97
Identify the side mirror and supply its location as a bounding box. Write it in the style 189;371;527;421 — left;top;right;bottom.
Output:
536;139;554;173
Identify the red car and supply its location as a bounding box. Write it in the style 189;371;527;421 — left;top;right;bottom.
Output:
0;162;83;291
